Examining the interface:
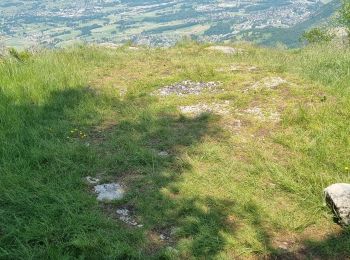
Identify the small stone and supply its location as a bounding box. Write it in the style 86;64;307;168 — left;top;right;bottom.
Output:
94;183;124;201
116;208;142;227
86;176;100;185
158;151;169;157
324;183;350;225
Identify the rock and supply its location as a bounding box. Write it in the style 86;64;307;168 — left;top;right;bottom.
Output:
94;183;124;201
155;80;222;96
158;151;169;157
179;101;230;117
243;107;281;122
116;208;142;227
217;64;258;72
246;77;287;92
206;46;240;54
86;176;100;185
324;183;350;225
98;42;121;49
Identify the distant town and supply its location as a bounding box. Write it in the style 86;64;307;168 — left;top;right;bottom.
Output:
0;0;337;48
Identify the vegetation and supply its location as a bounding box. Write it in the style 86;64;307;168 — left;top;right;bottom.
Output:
340;0;350;33
0;42;350;259
301;28;334;44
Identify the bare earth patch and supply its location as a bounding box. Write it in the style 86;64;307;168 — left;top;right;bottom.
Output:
155;80;222;96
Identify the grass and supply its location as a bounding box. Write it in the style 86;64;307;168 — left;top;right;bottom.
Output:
0;42;350;259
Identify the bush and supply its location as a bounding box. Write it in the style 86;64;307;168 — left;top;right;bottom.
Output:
339;0;350;33
8;48;31;62
301;28;334;45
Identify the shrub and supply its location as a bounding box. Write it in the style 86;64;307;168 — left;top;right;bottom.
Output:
301;28;334;45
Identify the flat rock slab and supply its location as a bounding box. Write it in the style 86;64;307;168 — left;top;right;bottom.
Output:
156;80;222;96
206;46;240;54
94;183;124;201
325;183;350;225
243;107;281;122
246;77;287;92
179;101;230;117
217;64;258;73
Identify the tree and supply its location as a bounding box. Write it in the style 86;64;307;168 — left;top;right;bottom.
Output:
301;28;334;45
339;0;350;33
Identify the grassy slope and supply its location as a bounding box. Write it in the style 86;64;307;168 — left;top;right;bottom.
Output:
0;42;350;259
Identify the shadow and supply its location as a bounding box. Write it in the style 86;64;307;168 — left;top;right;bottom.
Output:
0;86;236;259
267;229;350;260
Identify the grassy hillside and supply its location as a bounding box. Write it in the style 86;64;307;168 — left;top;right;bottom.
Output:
0;42;350;259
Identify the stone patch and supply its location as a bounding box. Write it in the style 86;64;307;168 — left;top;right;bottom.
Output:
217;64;258;73
156;80;222;96
116;208;143;227
324;183;350;225
206;46;241;54
243;107;281;122
179;101;230;116
94;183;124;201
245;77;287;92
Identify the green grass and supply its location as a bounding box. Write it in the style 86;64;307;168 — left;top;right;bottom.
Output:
0;42;350;259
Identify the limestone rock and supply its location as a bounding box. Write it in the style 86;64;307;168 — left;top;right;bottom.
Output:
94;183;124;201
155;80;222;96
246;77;287;92
206;46;240;54
324;183;350;225
86;176;100;185
179;101;230;117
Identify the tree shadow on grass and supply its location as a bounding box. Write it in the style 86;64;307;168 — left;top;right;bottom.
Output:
0;87;241;259
267;229;350;260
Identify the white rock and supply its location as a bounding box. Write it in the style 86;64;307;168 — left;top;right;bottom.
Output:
86;176;100;185
94;183;124;201
158;151;169;157
247;77;287;92
207;46;240;54
324;183;350;225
